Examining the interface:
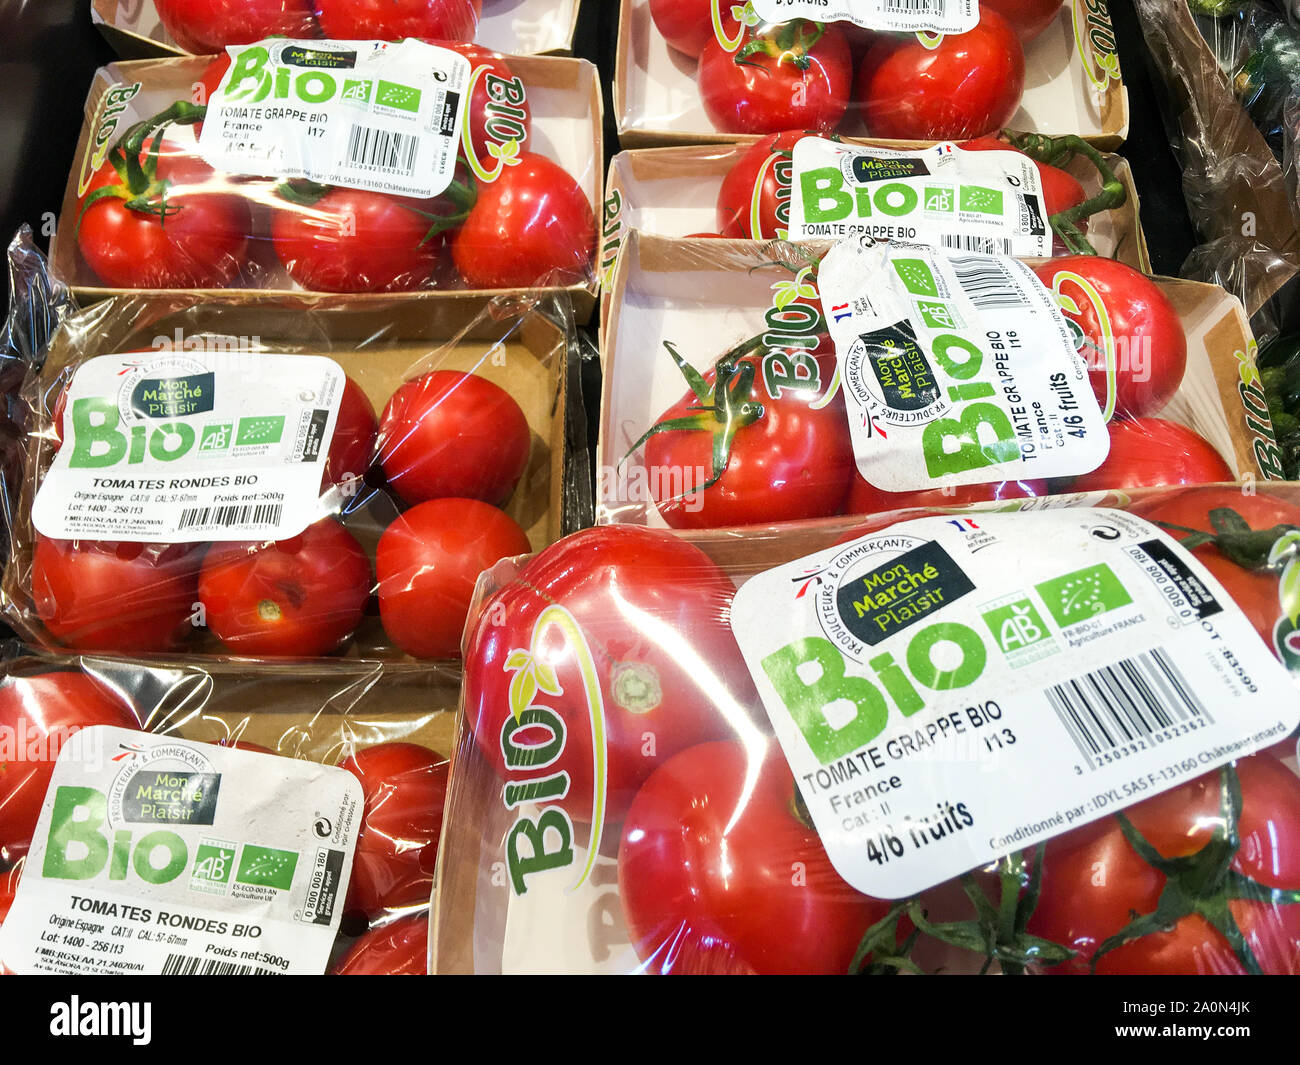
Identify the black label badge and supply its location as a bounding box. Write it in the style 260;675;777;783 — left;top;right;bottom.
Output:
438;91;461;136
1021;193;1046;237
123;771;221;826
282;45;357;69
130;373;216;419
851;156;930;183
862;321;940;412
302;409;329;463
836;541;975;646
1135;539;1224;621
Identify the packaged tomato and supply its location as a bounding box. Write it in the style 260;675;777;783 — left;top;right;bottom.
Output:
0;651;458;975
597;232;1285;532
615;1;1128;149
0;288;589;663
53;44;602;319
433;487;1300;973
92;0;582;58
600;133;1151;294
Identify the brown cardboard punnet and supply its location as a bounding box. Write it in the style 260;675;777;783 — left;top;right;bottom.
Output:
0;293;586;668
596;232;1285;531
51;53;603;322
91;0;582;58
615;0;1130;149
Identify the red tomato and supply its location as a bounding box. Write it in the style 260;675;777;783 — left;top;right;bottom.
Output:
341;743;448;915
78;144;251;290
857;12;1025;140
619;741;891;975
0;673;140;863
1033;256;1187;419
197;518;372;657
1130;486;1300;657
462;526;753;821
982;0;1065;42
846;474;1048;516
450;153;595;289
331;913;428;975
194;53;232;140
32;537;202;653
700;22;851;136
959;136;1087;219
314;0;480;40
648;0;739;57
1068;418;1234;494
324;378;379;491
716;131;827;240
640;348;854;528
377;498;531;659
272;187;447;293
438;43;532;172
1029;754;1300;974
377;371;530;506
155;0;317;53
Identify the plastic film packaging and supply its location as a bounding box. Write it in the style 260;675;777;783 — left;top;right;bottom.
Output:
0;287;590;664
597;233;1284;534
0;649;461;974
52;45;603;321
614;0;1129;148
91;1;582;58
433;486;1300;974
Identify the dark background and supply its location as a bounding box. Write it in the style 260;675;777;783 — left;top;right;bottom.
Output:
0;0;1198;292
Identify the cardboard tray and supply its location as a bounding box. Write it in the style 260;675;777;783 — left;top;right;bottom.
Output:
91;0;583;59
50;53;604;323
614;0;1130;149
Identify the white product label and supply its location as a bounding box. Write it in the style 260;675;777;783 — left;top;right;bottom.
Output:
33;350;347;543
818;237;1109;492
789;140;1053;257
198;38;469;199
0;726;362;975
749;0;977;35
729;510;1300;899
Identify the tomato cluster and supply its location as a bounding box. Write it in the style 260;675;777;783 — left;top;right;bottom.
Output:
75;45;596;293
648;5;1065;139
32;366;533;661
153;0;481;54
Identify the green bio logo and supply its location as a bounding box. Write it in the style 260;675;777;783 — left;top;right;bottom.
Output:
192;840;237;892
200;423;232;452
924;186;954;213
982;599;1050;654
892;258;939;298
960;186;1003;215
1036;564;1132;628
376;80;422;113
235;416;284;446
341;78;372;106
235;845;298;891
42;786;188;885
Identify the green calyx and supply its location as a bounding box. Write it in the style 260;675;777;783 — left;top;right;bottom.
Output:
1001;130;1128;257
75;100;208;236
1090;765;1300;974
620;337;768;501
735;20;826;72
1155;506;1300;570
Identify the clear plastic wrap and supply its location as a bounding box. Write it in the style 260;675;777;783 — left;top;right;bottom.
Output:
51;45;602;319
0;287;589;663
0;649;460;974
614;0;1128;148
1134;0;1300;325
433;486;1300;974
91;0;582;58
598;233;1284;533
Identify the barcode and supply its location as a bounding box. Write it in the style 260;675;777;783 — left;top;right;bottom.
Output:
1046;648;1213;771
883;0;947;10
178;503;283;531
161;952;279;976
949;254;1030;309
939;234;1014;255
345;124;418;175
